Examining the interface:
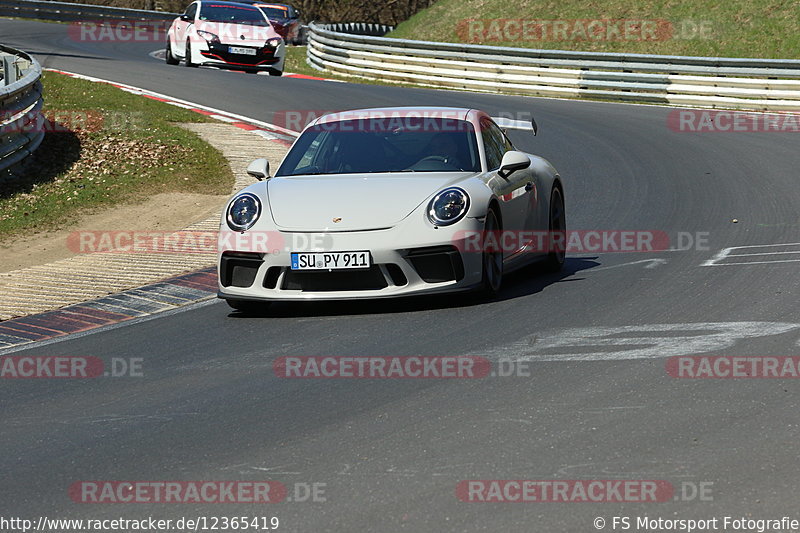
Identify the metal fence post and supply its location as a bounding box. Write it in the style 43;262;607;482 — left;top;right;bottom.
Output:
1;54;15;86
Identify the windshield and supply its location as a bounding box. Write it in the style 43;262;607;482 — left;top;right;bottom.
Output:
276;117;481;176
198;4;270;25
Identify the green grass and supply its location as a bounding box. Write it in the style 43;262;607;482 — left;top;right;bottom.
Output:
388;0;800;58
0;71;233;239
284;45;319;77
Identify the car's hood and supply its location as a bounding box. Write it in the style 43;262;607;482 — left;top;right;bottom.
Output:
194;21;279;45
267;173;471;231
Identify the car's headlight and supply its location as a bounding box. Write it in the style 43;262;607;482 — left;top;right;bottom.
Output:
227;193;261;232
427;187;470;226
196;30;220;43
266;37;282;48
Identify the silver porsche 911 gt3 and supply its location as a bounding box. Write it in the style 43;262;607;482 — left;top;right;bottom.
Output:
217;107;565;312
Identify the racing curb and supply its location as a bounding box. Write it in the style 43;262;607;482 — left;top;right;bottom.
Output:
0;71;297;345
0;268;216;350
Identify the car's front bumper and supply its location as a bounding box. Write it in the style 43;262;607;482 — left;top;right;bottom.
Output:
217;223;485;302
196;41;285;71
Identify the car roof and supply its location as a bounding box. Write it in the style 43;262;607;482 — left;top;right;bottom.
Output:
197;0;265;7
310;107;475;127
229;0;293;7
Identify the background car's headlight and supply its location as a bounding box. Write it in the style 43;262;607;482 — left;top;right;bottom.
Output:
427;188;470;226
196;30;220;43
266;37;282;47
227;193;261;231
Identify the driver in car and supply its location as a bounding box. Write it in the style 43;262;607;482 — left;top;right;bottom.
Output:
427;132;465;170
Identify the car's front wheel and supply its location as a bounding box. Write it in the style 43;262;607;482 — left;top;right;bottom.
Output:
165;38;179;65
225;299;271;314
184;39;197;67
478;208;503;297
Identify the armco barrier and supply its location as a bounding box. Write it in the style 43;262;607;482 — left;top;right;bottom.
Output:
0;44;43;174
306;23;800;111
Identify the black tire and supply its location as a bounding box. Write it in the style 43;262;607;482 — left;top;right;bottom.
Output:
477;208;503;297
269;69;283;77
543;185;566;273
184;39;197;67
165;39;179;65
225;299;270;314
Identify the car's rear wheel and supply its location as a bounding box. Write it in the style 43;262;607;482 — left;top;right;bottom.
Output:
478;208;503;297
165;39;179;65
184;39;197;67
269;69;283;77
543;186;566;272
225;299;270;314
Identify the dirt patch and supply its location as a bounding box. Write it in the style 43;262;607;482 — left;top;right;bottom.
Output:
0;192;228;272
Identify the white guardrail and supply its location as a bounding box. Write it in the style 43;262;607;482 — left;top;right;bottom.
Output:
0;44;43;174
307;23;800;111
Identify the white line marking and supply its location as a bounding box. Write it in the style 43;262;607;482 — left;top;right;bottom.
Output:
719;242;800;250
592;258;667;271
701;247;731;266
481;322;800;362
706;259;800;265
703;242;800;266
209;114;237;123
728;251;800;257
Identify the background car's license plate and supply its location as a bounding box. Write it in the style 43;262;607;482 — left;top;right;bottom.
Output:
229;46;257;55
291;251;371;270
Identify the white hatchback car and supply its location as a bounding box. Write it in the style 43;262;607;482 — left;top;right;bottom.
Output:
166;0;285;75
217;107;566;312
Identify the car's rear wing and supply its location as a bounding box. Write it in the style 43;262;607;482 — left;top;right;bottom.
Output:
492;116;538;136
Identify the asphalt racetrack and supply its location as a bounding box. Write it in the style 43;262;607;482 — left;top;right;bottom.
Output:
3;18;800;532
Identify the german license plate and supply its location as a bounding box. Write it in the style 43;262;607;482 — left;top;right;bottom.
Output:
229;46;257;55
291;251;371;270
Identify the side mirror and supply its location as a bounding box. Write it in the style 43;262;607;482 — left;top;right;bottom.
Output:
531;117;538;136
247;158;270;180
497;151;531;179
180;14;192;22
